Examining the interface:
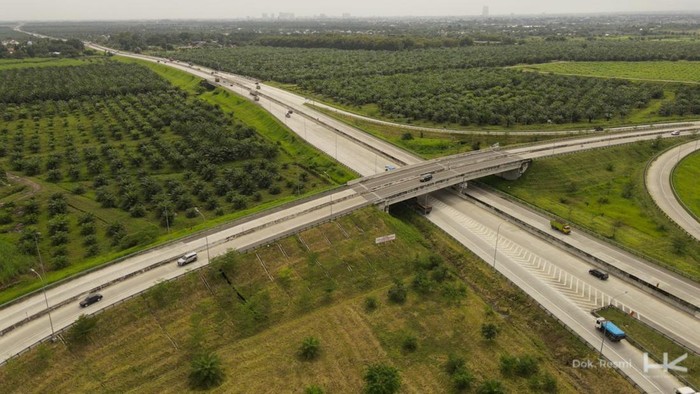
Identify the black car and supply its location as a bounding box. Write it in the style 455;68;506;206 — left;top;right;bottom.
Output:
588;269;609;280
79;293;103;307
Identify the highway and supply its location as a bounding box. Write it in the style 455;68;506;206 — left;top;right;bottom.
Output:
646;140;700;241
4;33;700;392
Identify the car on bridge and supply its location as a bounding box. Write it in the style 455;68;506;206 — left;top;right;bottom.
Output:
671;130;681;136
419;173;433;182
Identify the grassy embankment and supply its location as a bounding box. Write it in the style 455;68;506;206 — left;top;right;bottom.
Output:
598;307;699;389
673;150;700;219
0;58;355;305
482;139;700;280
516;61;700;84
0;57;91;70
0;207;634;393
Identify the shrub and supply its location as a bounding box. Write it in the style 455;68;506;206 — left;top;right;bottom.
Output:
46;169;62;183
477;379;505;394
129;204;146;218
411;272;434;294
364;296;378;312
50;231;69;246
67;314;98;348
453;367;474;391
48;215;69;235
185;207;198;218
52;255;69;269
83;235;98;246
72;184;86;195
500;354;539;377
85;244;100;257
481;323;499;341
0;212;12;225
387;279;407;304
305;385;324;394
298;336;321;361
363;363;401;394
189;352;224;389
402;334;418;352
529;372;558;393
79;222;96;236
78;213;95;225
445;354;465;375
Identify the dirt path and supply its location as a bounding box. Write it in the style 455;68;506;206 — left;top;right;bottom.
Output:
3;173;42;203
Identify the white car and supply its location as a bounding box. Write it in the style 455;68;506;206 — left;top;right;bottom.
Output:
671;130;681;136
177;251;198;266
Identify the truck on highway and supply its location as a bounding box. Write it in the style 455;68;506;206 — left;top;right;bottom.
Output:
415;199;432;214
550;219;571;234
595;317;626;341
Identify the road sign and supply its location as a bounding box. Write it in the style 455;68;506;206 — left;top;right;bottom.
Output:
375;234;396;244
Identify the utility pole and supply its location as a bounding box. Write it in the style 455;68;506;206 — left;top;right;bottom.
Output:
492;222;504;269
31;233;55;340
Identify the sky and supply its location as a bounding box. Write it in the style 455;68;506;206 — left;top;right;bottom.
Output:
3;0;699;21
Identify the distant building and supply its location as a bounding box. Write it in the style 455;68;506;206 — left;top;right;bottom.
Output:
278;12;295;20
262;13;267;19
342;12;351;18
482;6;489;17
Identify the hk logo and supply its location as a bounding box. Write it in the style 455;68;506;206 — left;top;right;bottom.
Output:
644;353;688;373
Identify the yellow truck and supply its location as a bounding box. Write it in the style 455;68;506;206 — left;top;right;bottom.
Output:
550;219;571;234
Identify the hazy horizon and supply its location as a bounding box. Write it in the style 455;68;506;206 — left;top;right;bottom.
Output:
3;0;700;22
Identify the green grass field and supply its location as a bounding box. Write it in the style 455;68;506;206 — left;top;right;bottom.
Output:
673;149;700;219
0;57;94;70
516;61;700;84
482;139;700;279
0;207;634;393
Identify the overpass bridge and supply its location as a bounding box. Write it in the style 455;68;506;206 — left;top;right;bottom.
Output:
349;149;531;209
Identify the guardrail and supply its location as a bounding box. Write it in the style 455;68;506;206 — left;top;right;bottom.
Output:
0;185;351;321
592;306;697;388
0;261;189;367
0;199;369;367
460;185;700;319
425;212;645;393
474;180;700;285
647;139;700;238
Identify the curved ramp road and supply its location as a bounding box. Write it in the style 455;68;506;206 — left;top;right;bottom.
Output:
647;139;700;241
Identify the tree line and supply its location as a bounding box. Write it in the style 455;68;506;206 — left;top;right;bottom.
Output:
0;37;85;59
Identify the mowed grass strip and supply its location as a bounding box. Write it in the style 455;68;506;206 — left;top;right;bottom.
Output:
673;149;700;219
0;57;92;70
483;139;700;279
517;61;700;84
0;208;634;393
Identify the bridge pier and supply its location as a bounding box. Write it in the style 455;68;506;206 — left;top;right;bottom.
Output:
497;160;531;180
453;181;469;194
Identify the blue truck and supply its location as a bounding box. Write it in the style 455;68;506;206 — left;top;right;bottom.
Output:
595;317;626;341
